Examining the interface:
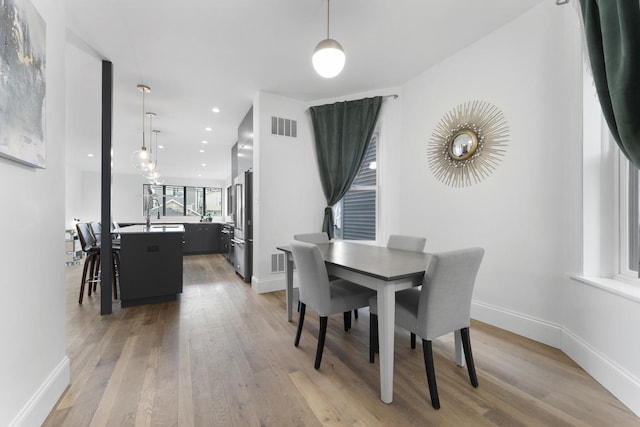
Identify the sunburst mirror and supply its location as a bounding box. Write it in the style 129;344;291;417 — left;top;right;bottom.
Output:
427;100;509;187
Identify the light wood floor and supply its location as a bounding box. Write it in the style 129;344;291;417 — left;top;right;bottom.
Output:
44;254;639;426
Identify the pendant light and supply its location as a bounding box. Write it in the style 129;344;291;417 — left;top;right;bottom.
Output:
144;112;156;172
131;84;151;170
312;0;345;78
146;129;163;184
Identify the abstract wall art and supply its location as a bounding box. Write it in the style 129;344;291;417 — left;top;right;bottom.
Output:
0;0;46;168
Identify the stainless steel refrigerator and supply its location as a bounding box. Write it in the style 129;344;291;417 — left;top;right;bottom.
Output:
233;169;252;282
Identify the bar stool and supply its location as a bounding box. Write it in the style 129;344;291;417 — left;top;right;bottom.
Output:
76;222;119;304
88;222;121;295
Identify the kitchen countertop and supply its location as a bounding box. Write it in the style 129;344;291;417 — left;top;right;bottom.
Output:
115;224;185;234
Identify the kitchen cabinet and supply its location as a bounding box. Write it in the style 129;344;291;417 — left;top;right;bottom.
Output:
117;225;184;307
183;223;222;254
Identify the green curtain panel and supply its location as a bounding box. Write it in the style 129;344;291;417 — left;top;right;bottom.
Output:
309;96;382;238
579;0;640;167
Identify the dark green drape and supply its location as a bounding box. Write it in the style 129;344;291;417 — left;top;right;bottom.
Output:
579;0;640;167
309;97;382;238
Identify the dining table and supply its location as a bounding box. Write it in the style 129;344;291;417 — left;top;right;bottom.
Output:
277;240;465;404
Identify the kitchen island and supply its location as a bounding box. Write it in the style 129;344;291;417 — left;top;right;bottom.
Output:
115;224;184;307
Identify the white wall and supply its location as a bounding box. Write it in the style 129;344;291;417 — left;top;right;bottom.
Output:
64;163;83;230
251;88;403;293
0;1;70;425
398;1;574;345
252;92;325;292
395;2;639;416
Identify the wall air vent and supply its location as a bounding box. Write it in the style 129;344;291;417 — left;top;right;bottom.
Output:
271;253;286;273
271;116;297;138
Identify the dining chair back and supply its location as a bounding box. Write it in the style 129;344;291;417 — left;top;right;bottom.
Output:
417;247;484;340
290;240;376;369
294;231;355;320
293;232;330;244
369;247;484;409
386;233;426;347
387;234;426;252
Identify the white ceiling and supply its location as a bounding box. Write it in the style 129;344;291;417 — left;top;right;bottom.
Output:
64;0;543;182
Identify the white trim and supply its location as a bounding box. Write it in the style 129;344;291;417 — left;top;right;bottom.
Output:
572;275;640;304
251;275;287;294
9;356;70;427
562;327;640;417
472;297;640;417
471;300;562;348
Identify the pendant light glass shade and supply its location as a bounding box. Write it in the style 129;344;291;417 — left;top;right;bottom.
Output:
131;147;149;170
313;38;345;78
131;84;151;170
145;129;162;184
312;0;345;78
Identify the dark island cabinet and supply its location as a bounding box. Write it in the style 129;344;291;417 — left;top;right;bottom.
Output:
183;223;222;254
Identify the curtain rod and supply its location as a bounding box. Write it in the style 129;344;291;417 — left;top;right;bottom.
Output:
307;94;398;111
556;0;569;5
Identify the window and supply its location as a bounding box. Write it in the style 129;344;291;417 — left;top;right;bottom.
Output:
206;188;223;217
165;185;185;216
186;187;204;217
619;156;639;279
143;184;222;218
333;131;378;240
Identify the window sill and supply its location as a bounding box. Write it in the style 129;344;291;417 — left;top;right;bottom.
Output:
571;276;640;304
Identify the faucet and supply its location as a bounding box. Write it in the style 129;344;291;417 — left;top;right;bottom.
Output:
145;196;160;229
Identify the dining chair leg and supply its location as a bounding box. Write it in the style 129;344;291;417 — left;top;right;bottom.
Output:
460;327;479;387
343;311;352;331
411;333;416;349
314;316;328;370
294;303;306;347
354;309;358;319
369;313;378;363
422;339;440;409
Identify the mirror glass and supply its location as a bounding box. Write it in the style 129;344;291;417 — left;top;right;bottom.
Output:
449;131;478;160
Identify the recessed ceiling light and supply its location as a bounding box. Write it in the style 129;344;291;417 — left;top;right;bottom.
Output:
158;145;164;149
205;127;212;131
212;107;220;113
87;153;94;157
202;140;208;144
198;174;202;177
202;163;206;167
199;149;204;153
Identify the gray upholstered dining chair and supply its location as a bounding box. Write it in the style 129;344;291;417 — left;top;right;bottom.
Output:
387;234;427;348
293;231;361;327
290;240;377;369
369;247;484;409
387;234;427;252
293;232;330;244
293;231;360;326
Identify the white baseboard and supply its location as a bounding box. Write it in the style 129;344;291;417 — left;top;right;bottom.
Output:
471;299;640;418
471;299;563;348
252;275;287;294
9;356;70;427
562;328;640;417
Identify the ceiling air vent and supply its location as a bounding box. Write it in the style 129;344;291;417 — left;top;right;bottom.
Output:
271;116;297;138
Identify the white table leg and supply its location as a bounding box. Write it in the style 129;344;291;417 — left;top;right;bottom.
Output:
285;253;294;322
377;285;396;404
454;329;465;367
